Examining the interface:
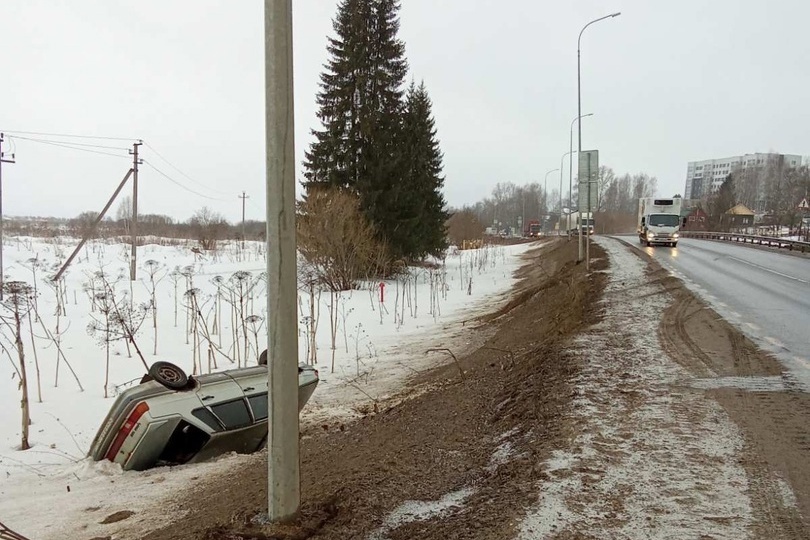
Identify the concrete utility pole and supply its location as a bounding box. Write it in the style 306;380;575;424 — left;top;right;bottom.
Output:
239;191;250;248
54;169;135;281
129;141;142;281
0;133;16;300
265;0;299;522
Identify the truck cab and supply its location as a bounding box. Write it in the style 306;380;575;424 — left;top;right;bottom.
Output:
638;198;683;247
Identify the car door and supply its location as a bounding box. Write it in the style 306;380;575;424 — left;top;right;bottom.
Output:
228;366;269;421
186;371;266;464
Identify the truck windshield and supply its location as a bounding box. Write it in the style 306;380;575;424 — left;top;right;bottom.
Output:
648;214;679;227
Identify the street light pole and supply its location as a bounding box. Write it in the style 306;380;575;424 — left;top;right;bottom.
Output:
521;193;525;237
559;152;574;237
571;113;593;256
543;168;558;235
577;12;620;263
569;113;593;214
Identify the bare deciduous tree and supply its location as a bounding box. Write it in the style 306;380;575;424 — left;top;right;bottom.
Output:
143;260;165;355
298;187;389;292
189;207;227;251
1;281;35;450
446;209;484;246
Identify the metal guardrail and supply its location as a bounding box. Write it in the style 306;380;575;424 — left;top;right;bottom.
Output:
679;231;810;253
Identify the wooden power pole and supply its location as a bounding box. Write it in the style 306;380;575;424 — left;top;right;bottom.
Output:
239;191;249;248
0;133;16;300
129;141;142;281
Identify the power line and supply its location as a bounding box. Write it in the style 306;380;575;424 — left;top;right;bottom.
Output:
142;141;231;196
7;131;241;200
141;159;230;202
7;135;131;159
247;197;265;216
0;129;136;142
7;134;130;151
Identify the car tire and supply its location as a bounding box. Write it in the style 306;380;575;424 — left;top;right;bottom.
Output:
148;361;189;390
258;349;268;366
646;241;651;247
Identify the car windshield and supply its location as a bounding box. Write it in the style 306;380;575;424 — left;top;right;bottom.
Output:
648;214;679;227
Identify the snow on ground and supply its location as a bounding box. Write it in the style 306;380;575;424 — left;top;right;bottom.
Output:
518;236;754;539
368;488;476;540
0;236;534;539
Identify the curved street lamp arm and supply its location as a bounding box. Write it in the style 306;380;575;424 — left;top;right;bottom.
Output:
571;113;594;129
578;12;621;50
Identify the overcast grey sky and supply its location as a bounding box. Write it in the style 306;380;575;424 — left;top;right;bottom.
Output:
2;0;808;223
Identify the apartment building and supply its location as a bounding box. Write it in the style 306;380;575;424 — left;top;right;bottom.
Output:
684;153;803;205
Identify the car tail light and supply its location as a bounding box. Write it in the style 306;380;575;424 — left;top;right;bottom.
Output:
105;402;149;461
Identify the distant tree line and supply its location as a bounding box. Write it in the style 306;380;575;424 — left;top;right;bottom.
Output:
5;206;264;249
459;167;659;235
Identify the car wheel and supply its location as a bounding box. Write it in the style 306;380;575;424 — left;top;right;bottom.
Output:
646;241;651;247
258;349;268;366
148;361;189;390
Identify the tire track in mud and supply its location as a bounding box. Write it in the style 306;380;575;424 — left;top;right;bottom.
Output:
657;285;717;378
627;241;810;538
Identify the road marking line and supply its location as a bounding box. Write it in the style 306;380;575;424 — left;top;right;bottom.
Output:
727;256;809;284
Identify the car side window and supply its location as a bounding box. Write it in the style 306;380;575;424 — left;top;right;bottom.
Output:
210;399;252;430
192;407;223;432
247;393;268;421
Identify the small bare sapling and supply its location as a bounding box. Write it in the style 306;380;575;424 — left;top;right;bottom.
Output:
1;281;35;449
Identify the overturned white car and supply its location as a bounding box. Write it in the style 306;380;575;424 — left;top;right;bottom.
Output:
88;353;318;471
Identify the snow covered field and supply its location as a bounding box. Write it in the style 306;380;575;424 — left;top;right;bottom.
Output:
0;236;532;539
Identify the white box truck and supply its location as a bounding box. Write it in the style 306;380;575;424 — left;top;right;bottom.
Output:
637;198;683;247
566;212;594;235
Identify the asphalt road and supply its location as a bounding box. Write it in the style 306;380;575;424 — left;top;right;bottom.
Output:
619;236;810;387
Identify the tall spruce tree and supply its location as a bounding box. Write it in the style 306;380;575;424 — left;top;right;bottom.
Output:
303;0;372;190
402;81;448;257
304;0;422;260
